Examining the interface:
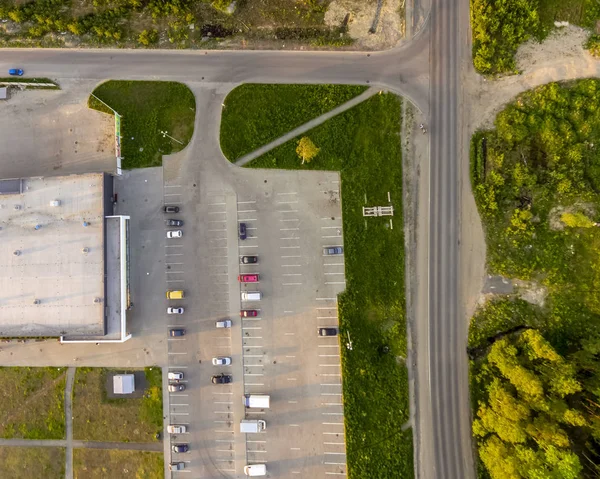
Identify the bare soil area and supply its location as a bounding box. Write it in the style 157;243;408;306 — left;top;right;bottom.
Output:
325;0;404;50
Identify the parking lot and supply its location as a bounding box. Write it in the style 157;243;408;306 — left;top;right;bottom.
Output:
163;165;348;477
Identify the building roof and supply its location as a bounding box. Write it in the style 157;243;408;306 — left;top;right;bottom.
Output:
113;374;135;394
0;173;106;337
0;87;7;100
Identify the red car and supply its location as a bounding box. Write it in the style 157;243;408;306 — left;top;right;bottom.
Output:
240;309;258;317
238;274;259;283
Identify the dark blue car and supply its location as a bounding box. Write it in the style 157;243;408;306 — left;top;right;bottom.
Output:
8;68;24;76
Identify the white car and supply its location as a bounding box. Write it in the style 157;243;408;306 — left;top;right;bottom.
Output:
168;371;184;380
167;424;187;434
212;356;232;366
167;307;184;314
216;319;232;328
167;230;183;239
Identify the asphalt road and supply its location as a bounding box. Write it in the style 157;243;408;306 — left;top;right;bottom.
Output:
0;1;476;476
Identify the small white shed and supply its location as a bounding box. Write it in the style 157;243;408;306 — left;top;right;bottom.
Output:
113;374;135;394
0;88;7;100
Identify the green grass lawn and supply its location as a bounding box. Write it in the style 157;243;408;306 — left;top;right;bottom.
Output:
219;84;368;161
0;447;65;479
88;81;196;169
72;367;162;443
246;91;413;479
0;367;66;440
73;449;163;479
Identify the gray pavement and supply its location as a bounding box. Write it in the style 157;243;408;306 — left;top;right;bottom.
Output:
0;2;481;477
235;87;380;166
160;86;348;478
0;438;162;451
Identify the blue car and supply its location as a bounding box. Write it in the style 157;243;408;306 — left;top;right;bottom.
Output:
8;68;24;76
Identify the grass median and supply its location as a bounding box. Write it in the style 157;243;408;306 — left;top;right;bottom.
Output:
88;80;196;169
241;91;413;478
73;449;163;479
220;84;368;161
0;446;65;479
0;367;66;440
72;367;162;443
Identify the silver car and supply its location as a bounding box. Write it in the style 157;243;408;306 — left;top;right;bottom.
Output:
212;356;232;366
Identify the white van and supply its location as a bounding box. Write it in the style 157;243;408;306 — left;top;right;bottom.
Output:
243;394;270;408
240;419;266;433
241;291;261;301
244;464;266;476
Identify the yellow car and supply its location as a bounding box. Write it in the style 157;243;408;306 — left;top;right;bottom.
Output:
166;290;184;299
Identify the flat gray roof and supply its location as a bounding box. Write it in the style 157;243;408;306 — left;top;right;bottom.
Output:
0;173;105;337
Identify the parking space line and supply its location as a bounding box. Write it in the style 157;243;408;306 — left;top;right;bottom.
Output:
170;412;190;415
288;400;298;404
326;281;346;285
214;401;233;405
247;440;266;444
166;280;184;283
290;447;301;451
285;355;296;358
215;440;234;443
321;383;342;386
320;364;341;367
243;364;264;367
325;462;347;466
324;403;344;406
289;424;300;427
325;272;345;275
280;246;300;249
168;352;188;355
284;332;295;336
280;218;300;222
248;450;267;454
322;217;341;220
244;373;264;376
324;442;345;445
324;263;345;266
240;245;259;248
244;336;263;339
242;327;262;330
322;413;345;416
237;200;256;204
318;316;338;319
316;298;338;301
282;264;301;268
320;374;342;377
280;228;300;231
283;283;303;285
277;192;297;195
277;201;299;204
238;218;257;221
321;226;341;229
318;345;339;348
322;235;342;239
238;209;257;213
244;354;264;357
319;354;340;357
283;273;302;276
245;383;265;386
165;185;182;188
323;432;342;435
281;255;301;258
280;237;299;240
322;422;344;426
165;245;183;248
278;210;299;213
284;311;294;313
287;378;297;381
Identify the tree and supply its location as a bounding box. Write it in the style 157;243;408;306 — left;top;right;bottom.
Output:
296;137;320;165
561;212;595;228
138;29;159;46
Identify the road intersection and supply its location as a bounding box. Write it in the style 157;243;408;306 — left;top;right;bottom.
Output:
0;0;476;477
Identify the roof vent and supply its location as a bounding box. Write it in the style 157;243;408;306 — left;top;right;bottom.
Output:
33;299;40;304
13;250;20;256
50;200;61;207
82;247;89;254
94;297;102;304
14;204;20;210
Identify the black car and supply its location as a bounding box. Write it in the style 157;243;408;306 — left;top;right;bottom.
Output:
164;205;180;213
165;219;184;226
172;444;189;453
318;327;338;337
169;328;186;337
239;222;247;240
211;374;233;384
241;255;258;264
